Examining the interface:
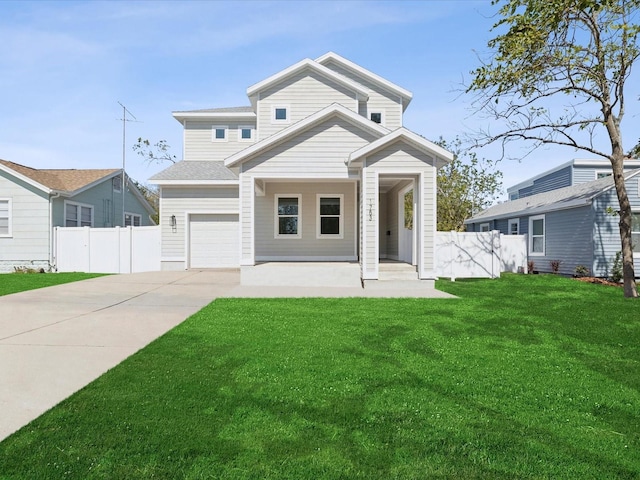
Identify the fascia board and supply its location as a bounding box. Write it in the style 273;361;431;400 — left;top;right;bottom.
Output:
224;104;389;167
315;52;413;105
148;179;239;186
172;111;256;123
246;58;370;100
348;128;453;166
0;163;52;194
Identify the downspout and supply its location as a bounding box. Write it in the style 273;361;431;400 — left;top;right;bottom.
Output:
49;191;61;271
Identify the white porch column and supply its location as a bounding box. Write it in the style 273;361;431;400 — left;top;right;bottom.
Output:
361;166;379;280
239;173;255;266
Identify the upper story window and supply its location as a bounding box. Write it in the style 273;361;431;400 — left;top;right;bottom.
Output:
238;126;254;142
370;111;384;124
0;198;12;237
509;192;518;201
212;126;228;142
113;176;122;192
275;195;301;238
596;171;612;179
272;106;290;124
632;212;640;255
480;223;490;232
65;201;93;227
529;214;545;256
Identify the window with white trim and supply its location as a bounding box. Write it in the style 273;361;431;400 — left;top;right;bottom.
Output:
212;126;228;142
125;212;142;227
0;199;12;237
529;214;545;256
370;111;384;125
275;195;301;238
113;176;122;192
317;195;343;239
480;222;490;232
65;201;93;227
595;170;612;179
272;106;290;124
508;218;520;235
238;126;254;142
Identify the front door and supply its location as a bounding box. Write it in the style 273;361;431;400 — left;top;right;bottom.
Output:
398;185;414;264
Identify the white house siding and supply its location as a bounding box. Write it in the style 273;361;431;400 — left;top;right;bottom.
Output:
379;192;388;257
592;180;640;277
256;70;359;141
363;142;437;279
0;172;50;271
321;59;404;128
254;182;356;260
184;120;256;162
159;186;239;270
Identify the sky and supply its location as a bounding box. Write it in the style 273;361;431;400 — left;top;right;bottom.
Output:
1;0;639;198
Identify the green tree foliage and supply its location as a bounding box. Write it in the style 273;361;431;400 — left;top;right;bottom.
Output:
467;0;640;297
132;180;159;224
436;137;503;232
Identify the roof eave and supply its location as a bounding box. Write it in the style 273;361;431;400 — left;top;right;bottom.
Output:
149;179;239;186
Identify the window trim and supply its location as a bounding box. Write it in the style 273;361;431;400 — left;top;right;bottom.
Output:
274;194;301;239
64;200;94;227
529;214;545;256
0;198;12;237
271;105;290;125
594;169;613;180
632;211;640;258
369;109;385;125
316;194;344;239
508;218;520;235
211;125;228;142
238;125;254;142
479;222;490;232
125;212;142;227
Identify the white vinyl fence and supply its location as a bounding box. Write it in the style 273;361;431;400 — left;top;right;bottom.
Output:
435;231;527;280
54;226;160;274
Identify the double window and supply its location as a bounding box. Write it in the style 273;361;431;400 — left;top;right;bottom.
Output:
125;213;142;227
529;214;545;256
0;199;11;237
65;201;93;227
317;195;343;238
274;194;344;239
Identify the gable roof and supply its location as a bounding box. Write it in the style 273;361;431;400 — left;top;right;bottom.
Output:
149;160;238;185
466;169;640;223
224;103;390;167
347;128;453;168
246;58;370;108
316;52;413;110
0;159;120;194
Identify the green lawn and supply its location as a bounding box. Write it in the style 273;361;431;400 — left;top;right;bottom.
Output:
1;274;639;479
0;272;105;297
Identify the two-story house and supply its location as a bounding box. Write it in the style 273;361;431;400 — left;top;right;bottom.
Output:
465;158;640;277
149;52;452;287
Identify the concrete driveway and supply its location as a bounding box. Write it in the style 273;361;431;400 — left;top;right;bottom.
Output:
0;270;239;442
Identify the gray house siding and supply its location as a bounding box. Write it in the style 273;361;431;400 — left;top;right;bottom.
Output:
517;166;572;198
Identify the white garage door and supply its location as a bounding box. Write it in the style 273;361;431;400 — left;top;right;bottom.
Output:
189;214;239;268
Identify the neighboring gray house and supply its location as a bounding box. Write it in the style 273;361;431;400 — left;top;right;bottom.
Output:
150;52;453;286
0;159;156;272
466;164;640;277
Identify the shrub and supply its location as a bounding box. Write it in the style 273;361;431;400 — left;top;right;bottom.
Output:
610;251;623;283
549;259;562;274
574;265;590;277
527;260;535;274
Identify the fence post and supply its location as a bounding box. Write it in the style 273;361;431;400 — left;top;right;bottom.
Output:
450;230;457;282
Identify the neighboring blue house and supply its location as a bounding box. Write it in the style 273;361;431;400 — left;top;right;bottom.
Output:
0;159;156;272
466;159;640;277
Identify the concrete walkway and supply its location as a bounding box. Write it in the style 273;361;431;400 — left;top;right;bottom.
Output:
0;269;454;442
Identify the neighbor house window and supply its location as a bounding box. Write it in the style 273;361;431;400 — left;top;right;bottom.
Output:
370;111;384;124
113;176;122;192
0;199;11;237
275;195;301;238
212;126;228;141
272;106;290;124
596;171;612;179
529;214;545;256
480;223;490;232
125;213;142;227
65;201;93;227
632;212;640;254
509;192;518;201
508;218;520;235
317;195;343;239
238;126;254;142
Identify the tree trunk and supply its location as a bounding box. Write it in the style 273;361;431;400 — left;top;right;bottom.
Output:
610;153;638;298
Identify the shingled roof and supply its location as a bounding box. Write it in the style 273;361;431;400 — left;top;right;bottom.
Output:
149;160;238;183
0;159;120;193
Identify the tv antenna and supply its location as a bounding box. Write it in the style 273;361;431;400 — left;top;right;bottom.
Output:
117;102;141;226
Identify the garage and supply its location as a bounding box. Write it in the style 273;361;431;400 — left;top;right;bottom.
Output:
189;214;239;268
